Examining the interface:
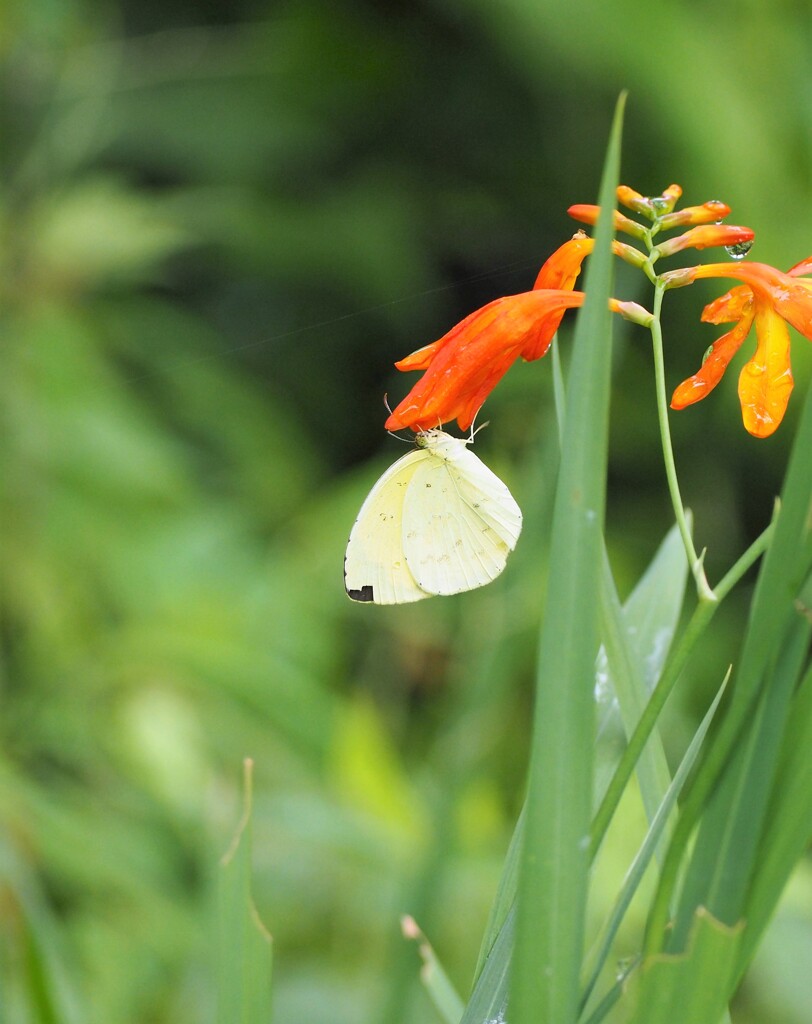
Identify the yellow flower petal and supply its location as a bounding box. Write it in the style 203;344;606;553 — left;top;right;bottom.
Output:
738;302;794;438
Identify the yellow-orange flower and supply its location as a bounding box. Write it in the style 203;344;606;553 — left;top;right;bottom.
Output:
385;238;593;432
658;200;730;229
568;204;647;240
669;259;812;437
654;224;754;258
617;183;683;217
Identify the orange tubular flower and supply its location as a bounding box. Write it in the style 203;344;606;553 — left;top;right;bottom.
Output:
655;224;754;258
659;200;730;229
384;289;585;431
615;185;651;215
669;259;812;437
385;238;596;432
568;203;648;240
617;183;683;217
533;233;593;290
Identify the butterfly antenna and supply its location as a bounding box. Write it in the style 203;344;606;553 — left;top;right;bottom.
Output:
470;419;490;443
382;395;417;443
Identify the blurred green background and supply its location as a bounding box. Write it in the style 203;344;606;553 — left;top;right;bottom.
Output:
1;2;810;1022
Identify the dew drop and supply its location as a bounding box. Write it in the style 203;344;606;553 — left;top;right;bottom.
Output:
725;240;753;260
650;196;670;212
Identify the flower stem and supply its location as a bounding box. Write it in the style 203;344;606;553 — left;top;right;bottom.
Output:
649;283;716;602
588;514;775;863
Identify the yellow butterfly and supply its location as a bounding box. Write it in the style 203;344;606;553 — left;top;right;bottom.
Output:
345;429;522;604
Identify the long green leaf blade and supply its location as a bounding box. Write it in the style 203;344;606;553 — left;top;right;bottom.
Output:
581;669;728;1018
595;521;688;832
626;909;743;1024
671;374;812;946
511;94;624;1024
461;906;515;1024
736;658;812;973
217;759;273;1024
401;916;465;1024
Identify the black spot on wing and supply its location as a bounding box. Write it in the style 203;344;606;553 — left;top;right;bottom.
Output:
347;584;375;602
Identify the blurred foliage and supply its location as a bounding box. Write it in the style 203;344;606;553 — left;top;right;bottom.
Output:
0;1;810;1022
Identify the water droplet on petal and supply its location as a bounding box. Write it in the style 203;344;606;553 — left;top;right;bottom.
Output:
725;240;753;260
650;196;670;212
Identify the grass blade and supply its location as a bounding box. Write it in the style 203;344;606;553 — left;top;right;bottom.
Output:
461;905;515;1024
401;916;465;1024
626;909;743;1024
736;658;812;972
472;804;524;981
511;93;624;1024
595;522;688;832
217;758;273;1024
580;669;728;1017
669;374;812;946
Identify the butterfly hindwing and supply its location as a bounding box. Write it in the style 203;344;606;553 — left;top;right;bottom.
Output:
401;432;522;596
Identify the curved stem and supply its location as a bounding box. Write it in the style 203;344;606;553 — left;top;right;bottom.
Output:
649;283;716;602
589;515;775;863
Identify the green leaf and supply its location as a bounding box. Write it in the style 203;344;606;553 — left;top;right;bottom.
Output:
670;374;812;946
467;522;690;1020
581;669;728;1019
0;835;82;1024
624;908;743;1024
736;659;812;973
217;759;273;1024
401;916;465;1024
511;93;625;1024
461;905;515;1024
596;520;689;834
472;805;525;983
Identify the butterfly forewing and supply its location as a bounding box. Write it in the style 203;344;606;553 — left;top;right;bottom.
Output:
344;451;432;604
442;445;522;548
401;442;522;596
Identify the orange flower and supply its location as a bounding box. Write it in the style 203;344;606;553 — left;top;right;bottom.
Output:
654;224;754;258
384;238;594;432
568;204;648;240
669;259;812;437
617;183;683;217
658;200;730;229
384;288;585;432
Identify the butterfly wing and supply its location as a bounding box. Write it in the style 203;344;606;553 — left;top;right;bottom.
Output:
402;440;522;596
443;444;523;548
344;450;431;604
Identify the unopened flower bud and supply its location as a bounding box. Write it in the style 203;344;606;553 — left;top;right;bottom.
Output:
616;185;653;216
659;200;731;230
656;184;683;213
568;204;648;240
609;299;654;327
660;267;699;289
611;240;647;268
655;224;754;258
